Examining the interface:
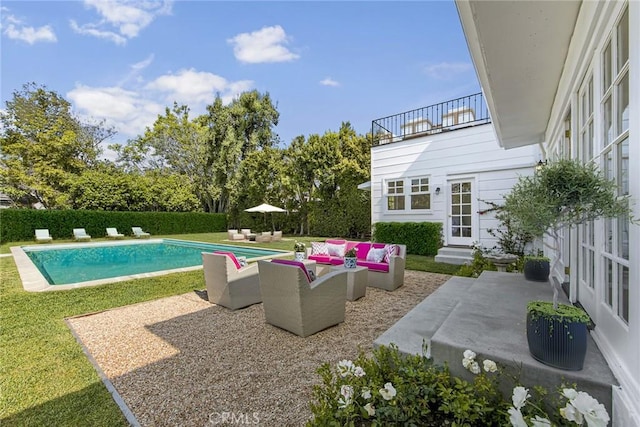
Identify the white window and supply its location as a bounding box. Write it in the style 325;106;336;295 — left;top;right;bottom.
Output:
600;6;629;323
410;177;430;210
386;180;405;210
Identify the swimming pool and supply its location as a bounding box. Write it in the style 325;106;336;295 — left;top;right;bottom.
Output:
13;239;290;291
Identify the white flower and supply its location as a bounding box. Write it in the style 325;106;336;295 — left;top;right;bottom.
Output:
337;360;355;377
469;361;481;375
361;387;371;400
462;357;473;369
511;386;530;410
337;397;350;409
340;385;354;401
508;407;528;427
463;349;476;360
364;402;375;416
353;366;366;377
379;382;397;400
483;359;498;373
572;392;610;427
562;388;578;400
531;415;552;427
561;402;584;424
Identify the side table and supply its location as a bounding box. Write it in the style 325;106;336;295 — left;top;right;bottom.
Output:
330;265;367;301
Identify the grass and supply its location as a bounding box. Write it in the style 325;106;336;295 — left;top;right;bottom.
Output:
0;233;461;425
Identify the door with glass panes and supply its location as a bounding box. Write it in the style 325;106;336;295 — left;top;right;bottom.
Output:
447;179;476;246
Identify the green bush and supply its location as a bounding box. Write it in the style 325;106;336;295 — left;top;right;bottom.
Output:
308;344;507;426
0;209;227;243
372;222;443;256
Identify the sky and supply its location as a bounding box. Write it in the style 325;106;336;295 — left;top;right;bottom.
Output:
1;0;480;158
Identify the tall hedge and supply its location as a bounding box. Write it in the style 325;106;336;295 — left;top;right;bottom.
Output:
372;222;443;256
0;209;227;243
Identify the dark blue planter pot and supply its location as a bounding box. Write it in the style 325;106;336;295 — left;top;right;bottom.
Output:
526;313;588;371
524;259;550;282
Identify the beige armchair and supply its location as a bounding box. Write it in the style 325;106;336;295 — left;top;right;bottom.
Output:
258;259;348;337
202;251;261;310
227;229;245;241
272;230;283;241
255;232;272;243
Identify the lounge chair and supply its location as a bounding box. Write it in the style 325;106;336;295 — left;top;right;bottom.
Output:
240;229;252;237
73;228;91;242
202;251;261;310
272;230;283;242
258;259;348;337
106;228;125;239
34;229;53;243
132;227;151;238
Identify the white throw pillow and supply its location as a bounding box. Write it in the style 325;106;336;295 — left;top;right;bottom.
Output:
366;247;386;263
327;243;346;257
311;242;328;255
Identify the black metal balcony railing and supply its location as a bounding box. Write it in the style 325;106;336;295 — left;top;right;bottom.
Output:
371;92;491;146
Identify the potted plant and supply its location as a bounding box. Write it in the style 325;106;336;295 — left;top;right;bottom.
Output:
523;254;550;282
502;159;632;370
344;247;357;269
294;242;306;261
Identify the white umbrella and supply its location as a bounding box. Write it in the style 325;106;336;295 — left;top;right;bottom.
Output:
244;203;286;213
244;203;286;231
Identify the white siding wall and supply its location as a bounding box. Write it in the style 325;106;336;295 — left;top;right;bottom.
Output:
371;123;539;248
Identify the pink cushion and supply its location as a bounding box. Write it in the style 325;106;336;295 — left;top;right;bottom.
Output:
357;260;390;272
372;243;386;249
271;259;312;283
329;257;344;266
326;239;346;245
309;254;332;264
355;242;372;260
213;251;242;269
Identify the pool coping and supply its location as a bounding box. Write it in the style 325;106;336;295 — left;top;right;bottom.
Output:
11;239;292;292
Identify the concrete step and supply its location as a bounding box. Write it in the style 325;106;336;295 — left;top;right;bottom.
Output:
435;247;473;265
376;270;617;416
374;276;475;357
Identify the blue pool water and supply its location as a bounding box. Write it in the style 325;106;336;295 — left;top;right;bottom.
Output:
24;239;286;285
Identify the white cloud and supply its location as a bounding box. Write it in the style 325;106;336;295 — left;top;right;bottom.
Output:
228;25;300;64
67;67;254;140
70;20;126;45
2;12;57;44
320;77;339;87
146;68;253;104
71;0;172;45
424;62;473;80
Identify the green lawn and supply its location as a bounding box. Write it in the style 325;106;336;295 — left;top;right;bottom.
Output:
0;233;460;425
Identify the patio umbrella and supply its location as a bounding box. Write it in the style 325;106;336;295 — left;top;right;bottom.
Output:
244;203;286;230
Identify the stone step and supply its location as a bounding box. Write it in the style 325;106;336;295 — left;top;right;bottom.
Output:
435;247;474;265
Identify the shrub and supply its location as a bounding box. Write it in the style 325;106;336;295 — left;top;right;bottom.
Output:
0;209;227;243
372;222;442;256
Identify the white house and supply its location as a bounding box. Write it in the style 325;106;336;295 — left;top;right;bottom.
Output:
456;1;638;424
369;94;541;263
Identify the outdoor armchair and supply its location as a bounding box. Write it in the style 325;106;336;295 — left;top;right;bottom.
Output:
258;259;348;337
227;229;245;241
132;227;151;238
106;228;124;239
73;228;91;242
202;251;261;310
272;231;283;242
34;229;53;243
255;232;272;243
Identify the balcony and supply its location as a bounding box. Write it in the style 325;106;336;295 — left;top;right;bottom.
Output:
371;93;491;146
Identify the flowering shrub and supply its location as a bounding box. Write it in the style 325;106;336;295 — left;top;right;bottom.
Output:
308;344;507;426
309;345;610;426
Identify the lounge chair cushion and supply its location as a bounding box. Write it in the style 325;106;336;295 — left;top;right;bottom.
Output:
213;251;242;269
311;242;328;255
355;242;371;260
326;242;346;257
271;259;312;283
366;247;387;263
308;254;332;264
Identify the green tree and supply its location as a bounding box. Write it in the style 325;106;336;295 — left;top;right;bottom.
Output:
0;83;114;208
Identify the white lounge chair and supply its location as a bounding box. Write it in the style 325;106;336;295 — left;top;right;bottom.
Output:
34;229;53;243
131;227;150;238
227;229;245;241
106;228;124;239
73;228;91;242
258;259;348;337
202;251;261;310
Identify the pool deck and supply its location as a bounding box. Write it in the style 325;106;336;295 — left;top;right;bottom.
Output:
11;239;291;292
